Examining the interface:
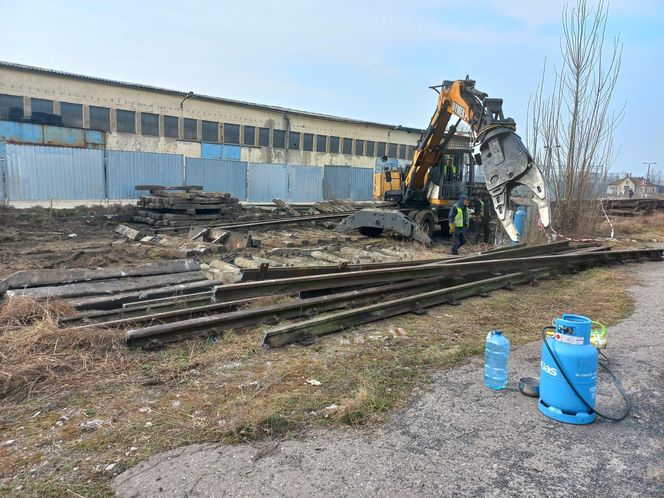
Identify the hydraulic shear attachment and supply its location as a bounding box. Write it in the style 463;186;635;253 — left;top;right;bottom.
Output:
476;127;551;241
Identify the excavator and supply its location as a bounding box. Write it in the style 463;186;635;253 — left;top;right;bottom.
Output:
335;78;551;243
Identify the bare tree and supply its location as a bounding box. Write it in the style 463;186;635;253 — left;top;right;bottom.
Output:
527;0;623;233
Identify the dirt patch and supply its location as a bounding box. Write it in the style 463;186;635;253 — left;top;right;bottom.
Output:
0;205;156;279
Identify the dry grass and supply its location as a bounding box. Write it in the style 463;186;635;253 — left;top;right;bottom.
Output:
0;266;638;496
0;297;74;330
601;211;664;240
0;298;128;402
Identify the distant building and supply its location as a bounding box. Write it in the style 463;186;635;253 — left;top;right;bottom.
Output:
607;174;659;197
0;61;470;167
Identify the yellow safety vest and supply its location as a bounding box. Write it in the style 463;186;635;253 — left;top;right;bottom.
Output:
454;206;465;227
479;199;485;218
444;164;458;176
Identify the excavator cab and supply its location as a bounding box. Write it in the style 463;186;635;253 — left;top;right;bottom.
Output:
373;157;404;202
426;149;470;206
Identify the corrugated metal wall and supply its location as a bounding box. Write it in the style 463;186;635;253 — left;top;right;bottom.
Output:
288;165;323;202
107;151;183;199
185;158;247;200
247;163;289;202
350;167;373;201
0;143;374;202
4;144;105;200
323;165;351;200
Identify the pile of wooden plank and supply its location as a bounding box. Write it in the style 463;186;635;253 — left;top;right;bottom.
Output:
311;200;357;213
133;185;243;227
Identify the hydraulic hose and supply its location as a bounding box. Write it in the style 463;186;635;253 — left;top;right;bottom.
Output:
541;325;631;422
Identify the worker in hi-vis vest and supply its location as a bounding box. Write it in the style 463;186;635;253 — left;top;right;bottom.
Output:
448;194;469;255
443;162;457;179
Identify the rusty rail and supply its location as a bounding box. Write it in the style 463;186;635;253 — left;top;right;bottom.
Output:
209;249;662;303
122;247;662;348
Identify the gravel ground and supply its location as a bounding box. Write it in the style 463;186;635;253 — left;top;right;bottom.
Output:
114;262;664;497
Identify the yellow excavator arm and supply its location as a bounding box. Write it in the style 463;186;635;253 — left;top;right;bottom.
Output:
403;79;550;240
404;80;476;190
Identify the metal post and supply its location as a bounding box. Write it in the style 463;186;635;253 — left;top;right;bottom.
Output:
103;145;109;203
0;143;6;204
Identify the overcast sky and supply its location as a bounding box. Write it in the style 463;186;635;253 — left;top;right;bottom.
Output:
1;0;662;177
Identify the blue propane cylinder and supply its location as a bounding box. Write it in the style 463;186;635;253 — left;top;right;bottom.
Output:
538;314;598;425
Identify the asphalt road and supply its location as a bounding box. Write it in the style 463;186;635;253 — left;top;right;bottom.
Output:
114;262;664;497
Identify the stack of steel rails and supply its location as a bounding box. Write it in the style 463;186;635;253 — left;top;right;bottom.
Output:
48;242;663;349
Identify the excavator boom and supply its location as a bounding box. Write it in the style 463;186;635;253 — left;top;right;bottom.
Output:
336;78;551;243
405;78;550;240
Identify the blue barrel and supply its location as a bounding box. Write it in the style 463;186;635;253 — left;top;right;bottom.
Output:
539;314;598;425
513;205;528;243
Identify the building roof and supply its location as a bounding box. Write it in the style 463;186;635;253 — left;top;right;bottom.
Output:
609;175;657;187
0;60;428;135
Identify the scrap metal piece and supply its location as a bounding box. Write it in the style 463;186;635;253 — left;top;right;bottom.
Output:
334;208;431;244
479;128;551;241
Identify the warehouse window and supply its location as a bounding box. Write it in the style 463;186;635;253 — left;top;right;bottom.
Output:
141;112;159;136
224;123;240;144
288;131;300;150
398;144;407;159
116;109;135;133
244;126;256;146
183;118;197;140
258;127;270;146
316;135;327;152
0;94;24;120
407;145;415;160
329;136;340;153
60;102;83;128
377;142;386;157
89;106;110;131
31;98;53;114
343;138;352;155
202;121;219;142
273;129;286;148
355;139;365;156
164;115;179;138
388;143;398;157
366;141;375;157
303;133;314;151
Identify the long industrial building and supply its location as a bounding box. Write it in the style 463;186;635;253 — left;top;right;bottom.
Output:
0;61;471;203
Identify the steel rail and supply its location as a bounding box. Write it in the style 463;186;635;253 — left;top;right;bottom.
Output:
261;247;659;348
260;248;661;348
124;247;662;348
152;212;357;232
59;293;233;327
210;212;356;230
262;269;555;348
60;242;575;325
209;249;663;303
125;274;476;348
239;240;576;281
122;290;214;309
